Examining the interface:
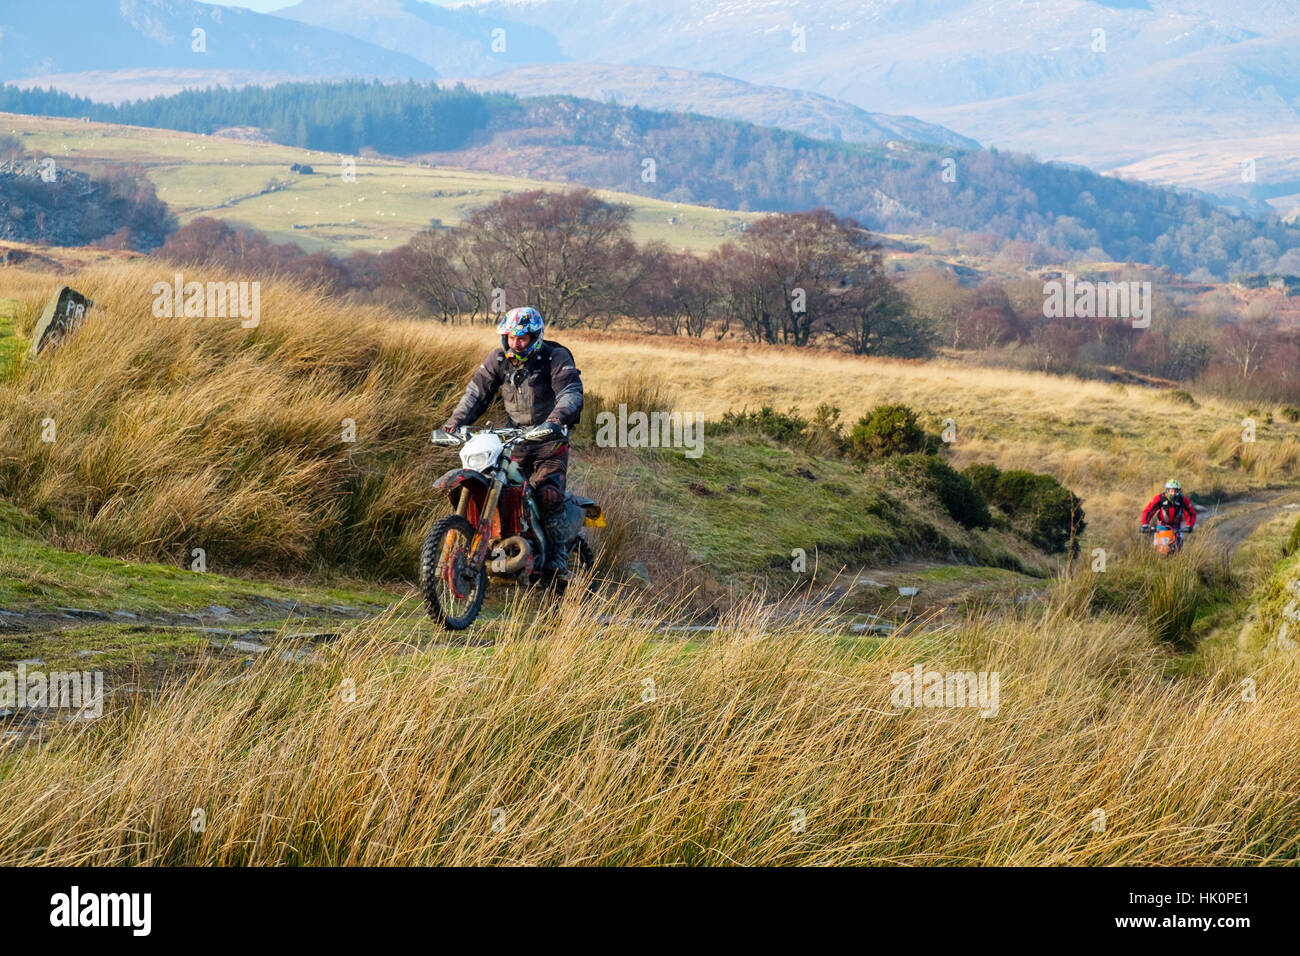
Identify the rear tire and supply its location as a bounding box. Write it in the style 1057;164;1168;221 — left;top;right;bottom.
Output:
420;514;487;630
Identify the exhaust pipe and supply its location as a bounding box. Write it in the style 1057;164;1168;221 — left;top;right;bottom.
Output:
493;535;533;574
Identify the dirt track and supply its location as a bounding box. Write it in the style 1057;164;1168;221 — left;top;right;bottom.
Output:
1192;489;1300;556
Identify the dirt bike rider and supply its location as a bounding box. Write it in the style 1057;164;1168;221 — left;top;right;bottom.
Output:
1140;479;1197;538
438;306;583;583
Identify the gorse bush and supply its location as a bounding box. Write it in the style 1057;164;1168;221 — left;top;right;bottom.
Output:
850;403;932;460
892;454;991;530
965;463;1085;554
712;403;848;457
716;405;809;444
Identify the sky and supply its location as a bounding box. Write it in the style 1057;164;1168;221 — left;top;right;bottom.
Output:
206;0;457;10
207;1;293;11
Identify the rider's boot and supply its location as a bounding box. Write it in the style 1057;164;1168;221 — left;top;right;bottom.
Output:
541;510;571;592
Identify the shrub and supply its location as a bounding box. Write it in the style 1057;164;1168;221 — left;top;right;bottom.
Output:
897;455;991;530
1166;389;1198;406
962;463;1085;554
711;403;847;456
1280;405;1300;423
962;463;1001;502
850;403;929;460
716;405;809;444
804;403;848;457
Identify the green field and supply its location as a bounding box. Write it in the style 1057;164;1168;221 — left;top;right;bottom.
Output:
5;113;760;254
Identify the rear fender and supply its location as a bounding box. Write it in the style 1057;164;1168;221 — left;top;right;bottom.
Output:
562;493;605;543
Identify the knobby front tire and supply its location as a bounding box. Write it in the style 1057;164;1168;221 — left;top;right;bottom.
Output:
420;514;487;630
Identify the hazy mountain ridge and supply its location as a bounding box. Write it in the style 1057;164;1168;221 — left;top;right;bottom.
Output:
443;64;980;149
276;0;566;76
0;0;438;83
450;0;1300;191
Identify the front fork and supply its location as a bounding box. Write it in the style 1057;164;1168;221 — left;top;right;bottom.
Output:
452;475;504;571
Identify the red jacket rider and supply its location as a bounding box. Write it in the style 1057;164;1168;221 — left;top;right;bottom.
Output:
1141;480;1197;530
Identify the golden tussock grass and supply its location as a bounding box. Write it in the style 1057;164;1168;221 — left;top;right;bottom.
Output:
1;585;1296;865
1;268;1297;866
0;262;483;575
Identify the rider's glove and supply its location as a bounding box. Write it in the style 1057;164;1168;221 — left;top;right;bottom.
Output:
523;420;564;442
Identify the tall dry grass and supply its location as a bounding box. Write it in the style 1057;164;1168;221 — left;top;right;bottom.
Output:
0;262;483;575
0;586;1296;865
0;266;702;582
1053;526;1239;649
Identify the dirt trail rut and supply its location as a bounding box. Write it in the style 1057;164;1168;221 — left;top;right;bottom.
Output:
1193;489;1300;556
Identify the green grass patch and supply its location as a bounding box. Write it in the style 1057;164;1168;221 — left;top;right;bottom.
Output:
0;299;24;379
0;501;392;616
599;436;1037;577
15;120;758;255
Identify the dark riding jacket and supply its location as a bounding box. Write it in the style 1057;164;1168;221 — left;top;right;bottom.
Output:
445;341;583;430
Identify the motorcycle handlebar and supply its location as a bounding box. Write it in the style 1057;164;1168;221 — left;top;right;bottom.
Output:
431;424;568;447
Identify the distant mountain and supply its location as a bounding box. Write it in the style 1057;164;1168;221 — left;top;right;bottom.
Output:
9;0;1299;205
0;0;437;83
276;0;565;77
445;64;979;149
455;0;1300;115
451;0;1300;197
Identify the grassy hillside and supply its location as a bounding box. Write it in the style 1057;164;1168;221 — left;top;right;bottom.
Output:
2;258;1300;865
0;264;1038;592
4;113;759;254
11;78;1300;277
435;325;1300;544
7;259;1299;588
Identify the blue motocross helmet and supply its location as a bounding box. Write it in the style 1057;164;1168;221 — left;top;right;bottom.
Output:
498;307;545;362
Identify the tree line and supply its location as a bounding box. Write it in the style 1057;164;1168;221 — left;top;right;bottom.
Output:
157;190;930;357
155;186;1300;402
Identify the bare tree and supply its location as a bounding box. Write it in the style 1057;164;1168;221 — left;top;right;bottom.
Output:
461;189;635;327
634;244;719;336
